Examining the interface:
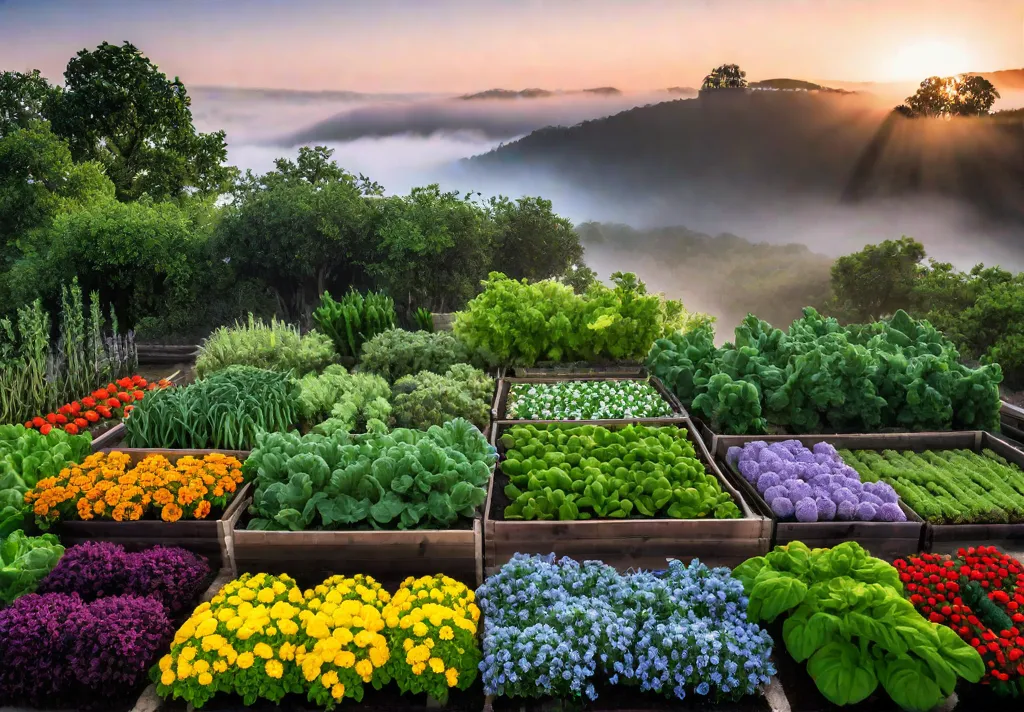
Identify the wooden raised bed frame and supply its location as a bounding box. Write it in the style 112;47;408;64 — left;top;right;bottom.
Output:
484;419;770;575
712;431;1024;555
57;448;251;570
492;374;687;423
711;435;925;560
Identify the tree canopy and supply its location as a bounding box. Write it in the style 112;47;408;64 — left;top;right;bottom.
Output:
701;64;748;91
896;74;1000;118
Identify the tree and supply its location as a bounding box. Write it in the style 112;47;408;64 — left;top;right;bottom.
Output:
701;64;748;91
827;237;925;322
47;41;235;202
896;74;1000;118
487;196;583;283
0;70;61;137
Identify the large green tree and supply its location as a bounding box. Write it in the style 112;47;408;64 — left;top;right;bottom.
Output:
701;64;748;91
827;237;925;322
896;74;1000;118
47;41;235;202
0;70;61;137
487;195;583;283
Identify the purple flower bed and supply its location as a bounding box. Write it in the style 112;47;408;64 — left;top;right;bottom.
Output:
0;543;209;708
726;440;907;523
38;542;210;612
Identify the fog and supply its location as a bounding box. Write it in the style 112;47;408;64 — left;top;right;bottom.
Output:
194;87;1024;284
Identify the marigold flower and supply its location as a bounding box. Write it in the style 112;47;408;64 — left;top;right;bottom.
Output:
45;413;58;424
32;416;46;428
84;410;100;423
70;401;82;413
59;404;74;416
106;397;121;408
55;413;68;424
133;390;145;401
162;503;183;523
74;417;88;428
40;424;53;435
64;423;79;435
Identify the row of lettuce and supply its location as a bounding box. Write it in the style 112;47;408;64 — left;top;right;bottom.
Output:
3;535;1022;709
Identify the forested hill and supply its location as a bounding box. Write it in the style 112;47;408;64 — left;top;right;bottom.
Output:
465;91;1024;226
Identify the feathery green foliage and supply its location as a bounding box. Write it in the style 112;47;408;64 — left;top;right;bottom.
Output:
194;315;335;379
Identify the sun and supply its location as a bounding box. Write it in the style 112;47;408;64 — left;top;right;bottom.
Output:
889;39;974;82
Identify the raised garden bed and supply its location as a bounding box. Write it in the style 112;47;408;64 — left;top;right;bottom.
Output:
483;420;769;575
505;360;646;378
487;681;774;712
491;375;686;422
711;435;926;560
1000;400;1024;445
712;431;1024;555
55;449;251;569
231;512;484;588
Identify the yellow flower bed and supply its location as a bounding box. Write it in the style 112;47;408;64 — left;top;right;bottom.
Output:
153;572;482;709
26;451;245;524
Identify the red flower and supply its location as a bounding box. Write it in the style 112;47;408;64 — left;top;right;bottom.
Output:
95;405;112;419
45;413;58;425
132;390;145;401
40;424;52;435
55;414;68;425
81;396;96;408
117;377;133;389
117;392;131;403
106;383;118;395
91;389;109;401
32;417;46;428
24;421;32;429
73;417;88;428
84;410;100;423
59;404;73;416
123;404;134;415
70;401;81;414
106;397;121;409
64;423;79;435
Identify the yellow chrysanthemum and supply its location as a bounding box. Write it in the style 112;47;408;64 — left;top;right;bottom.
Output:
279;619;299;636
331;682;345;700
198;672;214;686
446;667;459;688
192;659;210;674
336;650;356;668
265;660;284;679
412;622;428;637
180;646;197;661
257;588;276;604
160;669;175;686
236;652;254;669
158;655;173;672
355;659;373;678
438;625;454;641
321;670;339;688
429;657;445;674
253;642;274;659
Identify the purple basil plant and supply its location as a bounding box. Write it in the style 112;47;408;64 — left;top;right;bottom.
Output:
726;440;906;523
0;593;87;706
38;542;210;613
69;595;174;696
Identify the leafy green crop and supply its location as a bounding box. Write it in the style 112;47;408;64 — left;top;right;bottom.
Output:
194;314;336;378
313;289;396;362
295;365;392;435
357;328;483;383
0;530;64;605
413;307;434;333
244;418;496;531
454;272;700;366
124;366;299;450
391;365;493;432
506;379;672;420
0;425;92;537
735;541;985;711
647;308;1002;435
499;423;740;520
840;448;1024;524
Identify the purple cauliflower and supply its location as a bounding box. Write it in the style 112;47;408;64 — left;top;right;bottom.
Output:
855;502;878;521
877;502;907;522
795;497;818;522
771;497;795;518
756;473;782;495
759;448;783;468
871;483;900;504
815;496;837;520
787;480;813;501
738;459;762;483
831;487;855;505
795;450;816;464
764;485;788;503
837;500;857;521
859;492;885;508
813;442;838;458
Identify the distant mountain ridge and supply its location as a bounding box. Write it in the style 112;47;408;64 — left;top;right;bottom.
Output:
749;78;851;93
458;87;623;100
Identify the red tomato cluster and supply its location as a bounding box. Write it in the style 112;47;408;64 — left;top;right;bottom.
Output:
25;375;172;436
895;546;1024;690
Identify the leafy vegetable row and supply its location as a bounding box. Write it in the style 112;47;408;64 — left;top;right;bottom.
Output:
648;308;1001;435
245;418;496;531
500;423;741;520
841;448;1024;524
735;541;985;711
505;379;673;420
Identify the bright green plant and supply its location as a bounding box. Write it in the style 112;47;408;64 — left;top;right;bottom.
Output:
357;328;481;383
499;423;740;520
0;530;64;605
413;307;434;333
390;365;493;432
124;366;299;450
194;314;335;378
506;379;672;420
647;308;1002;435
313;289;396;361
735;541;985;710
0;424;93;537
294;365;392;435
840;448;1024;524
244;418;497;531
454;272;698;366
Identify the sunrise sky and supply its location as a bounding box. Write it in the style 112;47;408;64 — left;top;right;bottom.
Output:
0;0;1021;93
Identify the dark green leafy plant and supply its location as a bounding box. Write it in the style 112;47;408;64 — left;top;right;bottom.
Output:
413;307;433;332
390;365;493;432
124;366;298;450
0;530;64;606
499;423;740;520
244;418;496;531
313;289;396;362
294;365;392;435
357;328;482;383
735;541;984;711
194;315;335;378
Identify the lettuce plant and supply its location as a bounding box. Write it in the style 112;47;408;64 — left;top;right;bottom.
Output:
506;379;672;420
0;530;64;605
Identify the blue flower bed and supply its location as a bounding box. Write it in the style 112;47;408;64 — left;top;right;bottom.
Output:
477;554;775;704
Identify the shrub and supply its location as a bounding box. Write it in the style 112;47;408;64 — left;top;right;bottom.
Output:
36;541;128;601
390;365;493;431
295;365;392;434
313;289;396;362
358;328;480;383
124;366;299;449
194;314;335;378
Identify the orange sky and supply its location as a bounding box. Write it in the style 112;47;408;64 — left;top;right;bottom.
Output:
0;0;1021;92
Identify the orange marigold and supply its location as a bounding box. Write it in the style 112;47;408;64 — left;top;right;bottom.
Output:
193;500;212;519
161;503;183;523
